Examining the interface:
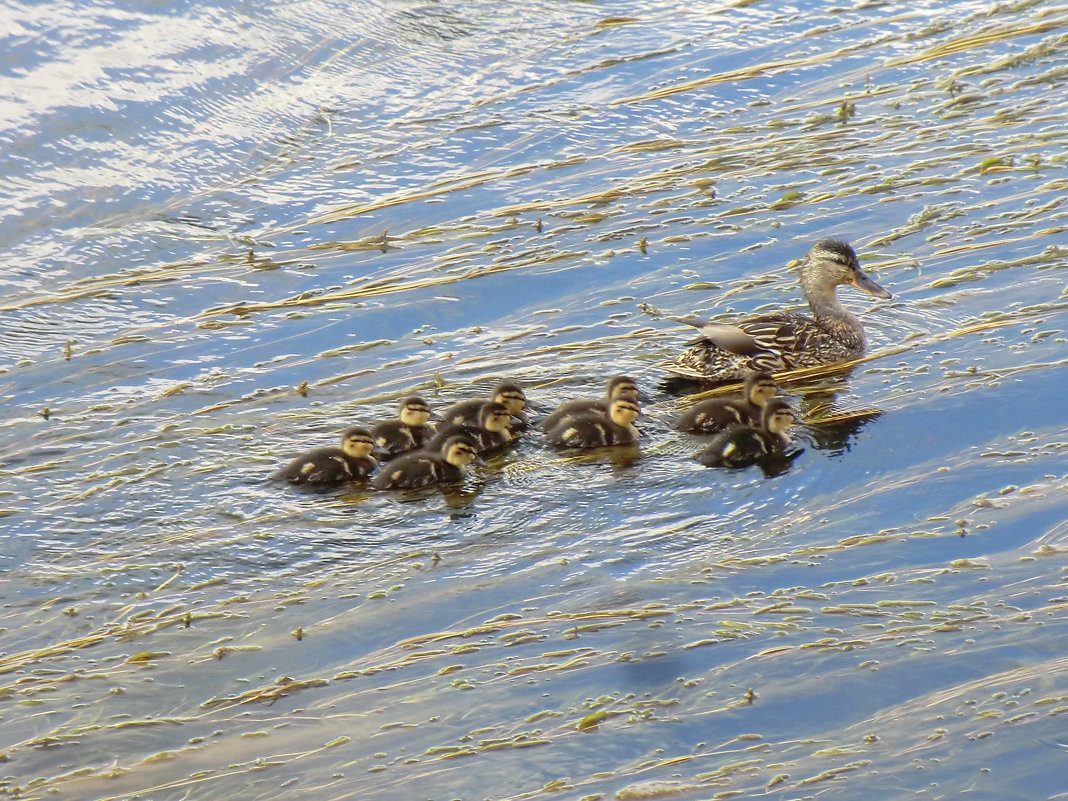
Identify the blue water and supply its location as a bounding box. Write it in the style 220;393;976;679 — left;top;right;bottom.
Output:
2;1;1068;800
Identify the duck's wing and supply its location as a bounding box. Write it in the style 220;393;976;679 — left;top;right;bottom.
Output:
441;400;483;426
305;454;352;484
671;316;773;357
541;399;604;431
675;313;822;359
372;454;437;489
737;313;819;354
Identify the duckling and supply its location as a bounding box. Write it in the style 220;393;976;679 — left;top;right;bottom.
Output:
442;382;529;427
425;401;514;454
546;397;641;449
695;398;797;468
370;434;479;490
675;371;777;434
274;427;376;485
541;375;640;431
369;396;436;458
661;238;892;381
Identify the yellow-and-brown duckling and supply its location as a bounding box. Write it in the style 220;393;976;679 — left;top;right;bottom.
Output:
695;398;797;468
541;375;639;431
441;382;529;428
425;401;513;454
274;427;376;485
370;395;436;458
370;434;479;490
546;396;641;449
675;371;777;434
661;238;891;381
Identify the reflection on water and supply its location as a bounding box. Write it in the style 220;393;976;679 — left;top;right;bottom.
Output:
3;0;1068;799
803;407;883;454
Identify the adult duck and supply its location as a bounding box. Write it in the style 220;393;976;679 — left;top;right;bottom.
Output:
661;238;891;381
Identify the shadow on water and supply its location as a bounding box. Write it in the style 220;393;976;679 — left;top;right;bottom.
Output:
792;371;885;455
803;408;883;454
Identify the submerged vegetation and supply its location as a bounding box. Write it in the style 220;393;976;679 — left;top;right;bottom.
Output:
1;0;1067;800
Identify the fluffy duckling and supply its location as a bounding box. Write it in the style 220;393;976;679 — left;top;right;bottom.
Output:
442;382;529;428
370;396;436;458
546;397;641;449
661;238;892;381
274;427;376;485
541;375;640;431
675;371;777;434
426;401;514;454
695;398;796;468
370;434;479;490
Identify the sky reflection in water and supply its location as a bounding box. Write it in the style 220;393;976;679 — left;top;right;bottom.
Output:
1;1;1068;799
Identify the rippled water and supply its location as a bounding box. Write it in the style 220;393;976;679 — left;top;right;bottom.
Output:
2;0;1068;799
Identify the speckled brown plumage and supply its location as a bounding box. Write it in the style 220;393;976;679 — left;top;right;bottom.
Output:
661;239;891;381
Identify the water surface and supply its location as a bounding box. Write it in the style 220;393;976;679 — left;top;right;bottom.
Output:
2;1;1068;799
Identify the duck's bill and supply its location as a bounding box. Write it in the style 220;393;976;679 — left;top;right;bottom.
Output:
852;270;892;299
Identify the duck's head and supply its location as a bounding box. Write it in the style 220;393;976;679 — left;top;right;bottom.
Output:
341;427;376;459
744;371;777;407
399;396;432;427
803;238;891;300
479;401;513;434
441;435;479;468
761;398;796;435
608;397;641;426
607;375;640;401
492;382;528;415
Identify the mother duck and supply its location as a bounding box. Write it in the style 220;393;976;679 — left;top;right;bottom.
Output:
660;238;891;381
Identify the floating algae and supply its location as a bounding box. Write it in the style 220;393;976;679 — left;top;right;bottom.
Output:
3;2;1068;801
